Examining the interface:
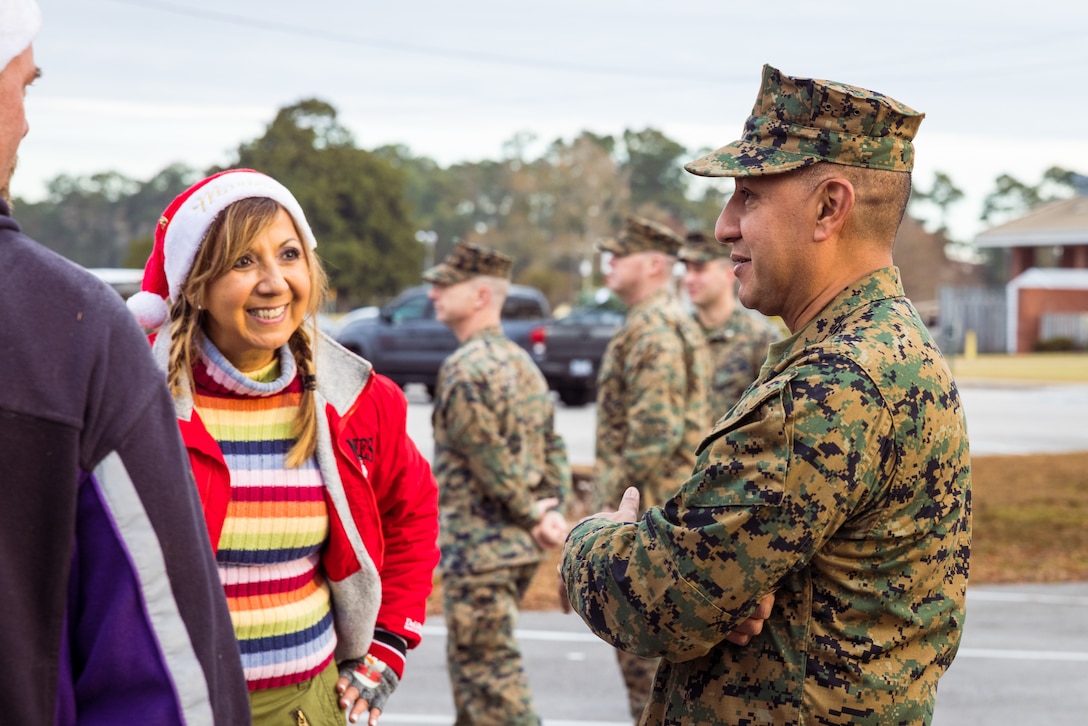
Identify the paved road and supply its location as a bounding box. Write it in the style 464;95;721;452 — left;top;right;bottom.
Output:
406;381;1088;465
956;381;1088;455
932;583;1088;726
385;584;1088;725
393;381;1088;725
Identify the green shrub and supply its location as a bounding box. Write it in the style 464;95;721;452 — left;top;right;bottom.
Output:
1034;337;1078;352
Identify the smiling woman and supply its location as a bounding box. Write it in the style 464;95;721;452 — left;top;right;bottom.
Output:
197;201;313;372
127;168;440;726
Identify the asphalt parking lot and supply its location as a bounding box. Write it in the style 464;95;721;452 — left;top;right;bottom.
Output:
394;381;1088;725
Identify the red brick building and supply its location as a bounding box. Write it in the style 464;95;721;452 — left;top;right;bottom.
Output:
974;197;1088;353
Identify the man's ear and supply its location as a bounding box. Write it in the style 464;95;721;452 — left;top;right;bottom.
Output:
473;279;492;310
653;252;671;277
813;177;855;242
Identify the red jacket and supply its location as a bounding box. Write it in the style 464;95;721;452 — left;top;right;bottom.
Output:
153;330;440;673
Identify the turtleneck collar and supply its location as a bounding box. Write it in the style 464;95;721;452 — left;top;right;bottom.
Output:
194;334;297;397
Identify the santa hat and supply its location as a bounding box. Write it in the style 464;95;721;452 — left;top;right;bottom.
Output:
127;169;317;330
0;0;42;72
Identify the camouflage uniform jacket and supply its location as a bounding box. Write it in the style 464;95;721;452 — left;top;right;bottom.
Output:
699;308;779;424
434;325;571;576
564;268;971;725
594;289;710;511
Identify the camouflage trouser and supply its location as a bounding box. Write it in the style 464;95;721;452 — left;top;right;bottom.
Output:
615;648;659;723
443;563;541;726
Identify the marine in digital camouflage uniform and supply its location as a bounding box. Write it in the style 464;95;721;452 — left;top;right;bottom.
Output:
426;242;572;726
595;217;710;513
679;232;780;423
593;217;710;722
563;64;972;725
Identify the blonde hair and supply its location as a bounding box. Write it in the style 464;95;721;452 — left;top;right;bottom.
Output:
166;196;329;468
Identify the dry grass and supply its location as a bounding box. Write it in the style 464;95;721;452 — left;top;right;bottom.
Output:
951;352;1088;383
968;451;1088;583
427;452;1088;613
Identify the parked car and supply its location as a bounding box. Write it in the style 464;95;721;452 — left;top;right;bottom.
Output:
336;285;623;407
318;306;380;338
86;267;144;299
537;307;624;406
336;284;551;398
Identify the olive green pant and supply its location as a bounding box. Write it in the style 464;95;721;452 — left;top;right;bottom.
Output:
249;659;343;726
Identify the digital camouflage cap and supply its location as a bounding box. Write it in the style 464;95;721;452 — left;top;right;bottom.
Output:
597;215;682;257
678;231;731;264
423;241;513;284
685;64;924;178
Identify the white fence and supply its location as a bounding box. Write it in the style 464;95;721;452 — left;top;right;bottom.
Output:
1040;312;1088;348
937;286;1007;355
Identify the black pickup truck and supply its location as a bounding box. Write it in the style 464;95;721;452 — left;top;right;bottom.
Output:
335;284;549;398
536;307;624;406
335;286;621;406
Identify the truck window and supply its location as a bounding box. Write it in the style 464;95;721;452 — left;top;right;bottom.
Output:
502;294;545;320
389;294;434;323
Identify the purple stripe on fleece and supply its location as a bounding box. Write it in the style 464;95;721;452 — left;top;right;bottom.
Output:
55;470;185;726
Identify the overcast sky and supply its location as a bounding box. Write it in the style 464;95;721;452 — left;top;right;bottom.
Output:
14;0;1088;241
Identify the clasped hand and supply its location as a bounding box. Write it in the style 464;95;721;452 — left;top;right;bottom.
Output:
560;486;775;645
530;497;569;550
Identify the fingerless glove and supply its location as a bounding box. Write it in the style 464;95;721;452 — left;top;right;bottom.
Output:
338;653;400;714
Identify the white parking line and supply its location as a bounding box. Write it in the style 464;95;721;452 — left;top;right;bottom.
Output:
957;648;1088;662
421;624;601;642
381;719;628;726
967;590;1088;607
426;604;1088;665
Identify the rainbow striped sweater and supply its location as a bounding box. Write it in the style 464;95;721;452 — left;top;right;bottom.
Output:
193;341;335;691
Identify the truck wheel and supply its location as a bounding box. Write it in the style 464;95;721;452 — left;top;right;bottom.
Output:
558;386;593;407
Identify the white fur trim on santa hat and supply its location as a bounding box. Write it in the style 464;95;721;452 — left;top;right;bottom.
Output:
0;0;42;72
127;290;170;331
163;170;317;301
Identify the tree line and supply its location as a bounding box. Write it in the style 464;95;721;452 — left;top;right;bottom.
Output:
12;98;1082;311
